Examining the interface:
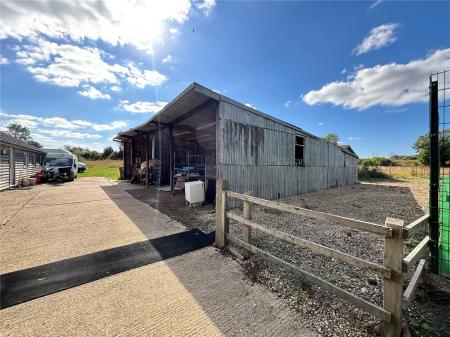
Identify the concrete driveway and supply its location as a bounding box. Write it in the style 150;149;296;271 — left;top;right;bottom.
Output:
0;177;316;337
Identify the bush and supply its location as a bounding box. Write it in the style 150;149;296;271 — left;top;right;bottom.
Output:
358;165;388;179
359;157;398;167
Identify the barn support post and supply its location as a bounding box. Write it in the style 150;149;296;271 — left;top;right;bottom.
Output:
131;138;135;177
215;179;228;248
122;141;127;179
429;78;440;274
10;147;15;186
145;133;149;187
383;217;404;337
169;126;174;194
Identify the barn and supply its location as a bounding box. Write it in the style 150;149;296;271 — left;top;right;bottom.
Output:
0;131;46;191
114;83;358;202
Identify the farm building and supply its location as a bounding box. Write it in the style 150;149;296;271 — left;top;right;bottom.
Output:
114;83;358;202
0;131;46;191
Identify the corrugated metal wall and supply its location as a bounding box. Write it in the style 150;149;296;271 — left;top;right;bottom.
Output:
218;101;358;201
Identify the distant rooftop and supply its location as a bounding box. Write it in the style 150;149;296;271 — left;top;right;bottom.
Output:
0;131;46;154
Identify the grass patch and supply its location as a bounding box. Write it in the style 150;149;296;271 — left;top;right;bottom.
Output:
78;159;121;180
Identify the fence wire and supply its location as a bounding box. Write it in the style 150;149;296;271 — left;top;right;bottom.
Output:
431;69;450;276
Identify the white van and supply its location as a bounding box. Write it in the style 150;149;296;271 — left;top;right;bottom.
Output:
43;149;78;182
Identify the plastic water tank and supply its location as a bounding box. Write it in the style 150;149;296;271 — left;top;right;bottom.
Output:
184;181;205;204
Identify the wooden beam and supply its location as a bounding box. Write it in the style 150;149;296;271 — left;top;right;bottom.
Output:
403;236;430;272
131;138;135;176
403;214;429;239
383;217;404;337
169;126;174;194
227;212;391;278
145;132;149;187
225;191;392;237
402;259;426;309
227;234;391;322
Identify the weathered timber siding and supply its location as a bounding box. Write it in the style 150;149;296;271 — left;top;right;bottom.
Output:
0;145;10;190
218;101;357;202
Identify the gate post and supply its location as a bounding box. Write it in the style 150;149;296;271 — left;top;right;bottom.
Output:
215;179;228;248
429;78;440;274
383;217;404;337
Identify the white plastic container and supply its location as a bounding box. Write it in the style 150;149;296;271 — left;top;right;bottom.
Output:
184;181;205;205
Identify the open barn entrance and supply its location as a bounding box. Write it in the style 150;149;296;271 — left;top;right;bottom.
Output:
170;101;217;203
116;89;219;204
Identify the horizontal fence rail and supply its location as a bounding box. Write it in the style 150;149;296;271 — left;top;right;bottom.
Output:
403;214;429;239
226;190;392;237
227;233;392;322
403;236;430;272
227;211;392;278
402;259;426;309
215;180;430;337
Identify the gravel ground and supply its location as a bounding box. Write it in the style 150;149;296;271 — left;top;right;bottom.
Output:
133;180;450;337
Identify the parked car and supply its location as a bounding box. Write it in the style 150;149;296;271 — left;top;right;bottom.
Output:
78;162;86;173
42;149;78;182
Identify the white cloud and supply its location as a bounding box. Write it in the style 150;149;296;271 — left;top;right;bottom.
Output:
370;0;384;10
119;100;168;114
0;112;126;131
318;122;324;126
90;121;128;131
124;64;167;88
348;137;363;141
15;39;167;89
78;86;111;100
0;55;9;64
284;100;292;108
245;103;257;109
196;0;216;16
162;55;174;64
353;23;398;56
110;86;122;92
169;27;180;35
39;129;102;139
0;0;202;54
212;89;226;94
303;48;450;110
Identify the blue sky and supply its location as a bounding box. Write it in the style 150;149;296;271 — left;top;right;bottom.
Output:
1;0;449;157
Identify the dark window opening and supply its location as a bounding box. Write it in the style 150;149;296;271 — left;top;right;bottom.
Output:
295;136;304;166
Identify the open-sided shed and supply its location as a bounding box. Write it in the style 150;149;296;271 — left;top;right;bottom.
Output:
114;83;358;202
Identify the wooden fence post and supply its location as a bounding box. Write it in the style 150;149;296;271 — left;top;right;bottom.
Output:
242;200;252;258
215;179;228;248
383;217;404;337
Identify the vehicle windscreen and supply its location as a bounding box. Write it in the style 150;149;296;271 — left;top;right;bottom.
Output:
44;156;73;167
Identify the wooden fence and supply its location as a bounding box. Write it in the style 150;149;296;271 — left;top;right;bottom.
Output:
215;180;430;337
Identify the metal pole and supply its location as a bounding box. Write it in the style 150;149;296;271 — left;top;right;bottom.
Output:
429;78;440;274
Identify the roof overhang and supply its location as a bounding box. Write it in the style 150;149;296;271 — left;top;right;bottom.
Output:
113;83;221;142
113;82;358;159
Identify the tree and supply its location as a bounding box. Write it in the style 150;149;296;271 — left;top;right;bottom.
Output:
413;131;450;166
27;140;43;148
102;146;114;159
6;123;31;141
321;133;340;145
